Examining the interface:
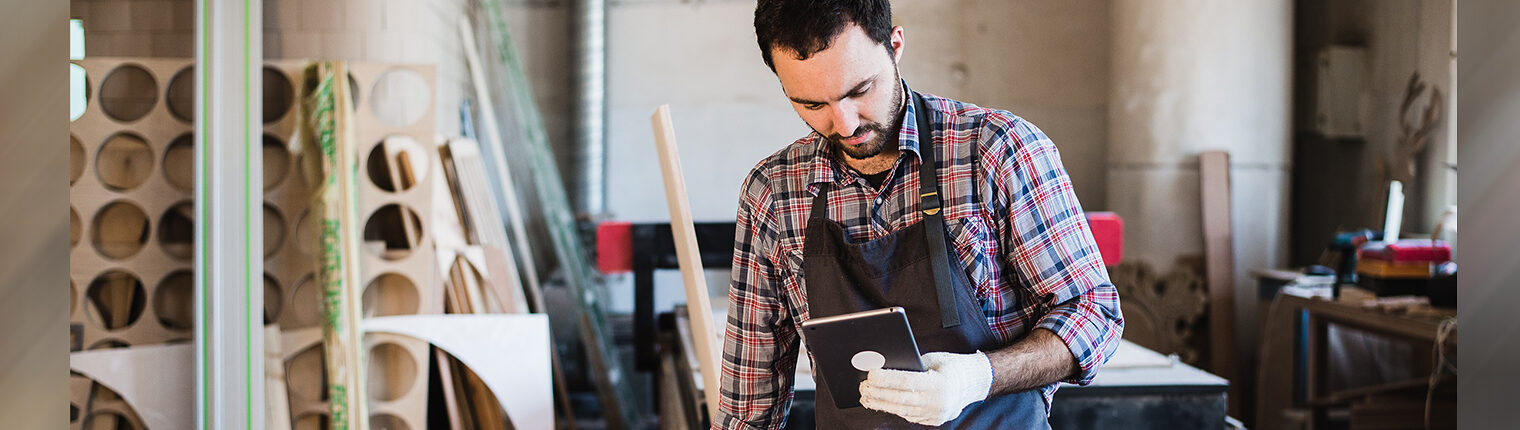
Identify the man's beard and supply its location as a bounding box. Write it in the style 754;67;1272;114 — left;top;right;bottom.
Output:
824;78;905;160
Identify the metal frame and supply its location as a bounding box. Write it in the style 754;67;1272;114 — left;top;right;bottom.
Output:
194;0;263;428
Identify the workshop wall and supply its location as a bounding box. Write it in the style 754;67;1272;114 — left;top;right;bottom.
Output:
1288;0;1455;266
501;0;1114;223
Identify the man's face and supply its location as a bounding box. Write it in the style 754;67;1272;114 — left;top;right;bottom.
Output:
772;24;905;160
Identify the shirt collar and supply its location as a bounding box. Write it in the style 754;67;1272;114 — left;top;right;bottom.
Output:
806;79;924;191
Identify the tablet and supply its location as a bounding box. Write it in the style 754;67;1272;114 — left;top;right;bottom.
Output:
799;306;925;408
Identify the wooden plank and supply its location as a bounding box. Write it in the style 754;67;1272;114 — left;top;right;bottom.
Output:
299;61;368;430
650;105;721;421
1198;150;1237;410
435;348;469;430
266;326;294;430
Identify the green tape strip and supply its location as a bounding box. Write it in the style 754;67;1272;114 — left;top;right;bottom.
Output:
198;0;212;428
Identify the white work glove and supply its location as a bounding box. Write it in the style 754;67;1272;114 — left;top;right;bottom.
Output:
859;350;994;426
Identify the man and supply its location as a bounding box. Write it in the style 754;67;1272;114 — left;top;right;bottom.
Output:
717;1;1124;428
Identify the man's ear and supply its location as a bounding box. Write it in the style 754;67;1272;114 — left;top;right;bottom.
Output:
889;26;905;63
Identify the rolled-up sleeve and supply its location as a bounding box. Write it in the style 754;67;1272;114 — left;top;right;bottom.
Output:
984;115;1124;385
713;167;799;430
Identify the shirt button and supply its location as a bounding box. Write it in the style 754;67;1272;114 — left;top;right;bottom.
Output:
875;196;884;205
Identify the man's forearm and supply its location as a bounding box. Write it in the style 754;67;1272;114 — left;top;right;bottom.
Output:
984;328;1077;395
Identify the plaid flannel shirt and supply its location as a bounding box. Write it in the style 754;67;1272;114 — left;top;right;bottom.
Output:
715;84;1123;429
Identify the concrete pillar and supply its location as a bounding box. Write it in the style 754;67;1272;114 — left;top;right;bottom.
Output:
1106;0;1291;378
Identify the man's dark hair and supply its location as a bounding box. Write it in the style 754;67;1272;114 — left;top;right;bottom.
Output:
754;0;894;71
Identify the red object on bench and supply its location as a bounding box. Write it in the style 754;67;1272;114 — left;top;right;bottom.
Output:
1086;212;1123;267
597;221;634;273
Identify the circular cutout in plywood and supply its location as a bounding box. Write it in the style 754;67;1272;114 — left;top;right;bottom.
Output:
166;66;194;123
157;201;193;261
293;209;317;256
370;414;411;430
99;64;158;123
263;134;290;190
294;151;313;189
85;411;141;430
70;206;82;248
362;273;420;317
292;413;331;430
86;270;146;331
264;204;286;258
162;133;194;192
263;67;294;123
264;273;282;324
370;68;431;127
362;204;424;261
71;134;84;186
154;270;194;331
88;338;130;350
366;342;418;401
70;63;89;122
92;201;150;260
96;133;155;191
286;345;327;402
365;135;429;193
288;274;322;329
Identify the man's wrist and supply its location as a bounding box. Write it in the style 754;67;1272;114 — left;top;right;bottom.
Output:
985;328;1078;395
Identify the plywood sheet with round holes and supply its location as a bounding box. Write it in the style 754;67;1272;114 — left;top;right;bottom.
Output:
370;413;411;430
263;66;295;123
362;203;424;261
264;204;286;258
71;58;196;355
70;207;82;248
286;344;327;402
369;68;431;127
361;273;420;317
91;201;150;260
292;413;330;430
96;133;155;191
360;333;431;428
364;135;429;193
152;270;194;331
165;66;194;123
71;134;85;185
264;273;283;324
87;338;131;350
98;64;157;123
285;274;323;329
366;341;418;402
157;201;194;261
292;209;317;256
264;134;291;190
85;270;146;331
162;133;194;192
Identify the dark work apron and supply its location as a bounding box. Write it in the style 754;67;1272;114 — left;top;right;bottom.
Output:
803;92;1050;429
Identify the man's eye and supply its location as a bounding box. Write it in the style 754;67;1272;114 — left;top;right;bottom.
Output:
803;103;825;110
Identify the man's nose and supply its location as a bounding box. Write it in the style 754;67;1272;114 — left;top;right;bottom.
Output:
830;102;860;137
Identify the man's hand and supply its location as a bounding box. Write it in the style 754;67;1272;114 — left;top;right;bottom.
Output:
858;351;994;426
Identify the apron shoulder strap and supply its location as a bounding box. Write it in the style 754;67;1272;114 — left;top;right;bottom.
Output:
914;92;963;329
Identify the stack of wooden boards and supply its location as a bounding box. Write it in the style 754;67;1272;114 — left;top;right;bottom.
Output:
67;57;563;430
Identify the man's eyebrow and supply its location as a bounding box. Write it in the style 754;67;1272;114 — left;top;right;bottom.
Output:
788;74;878;105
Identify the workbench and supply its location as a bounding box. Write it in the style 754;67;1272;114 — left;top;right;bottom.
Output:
1254;290;1458;429
658;306;1230;429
